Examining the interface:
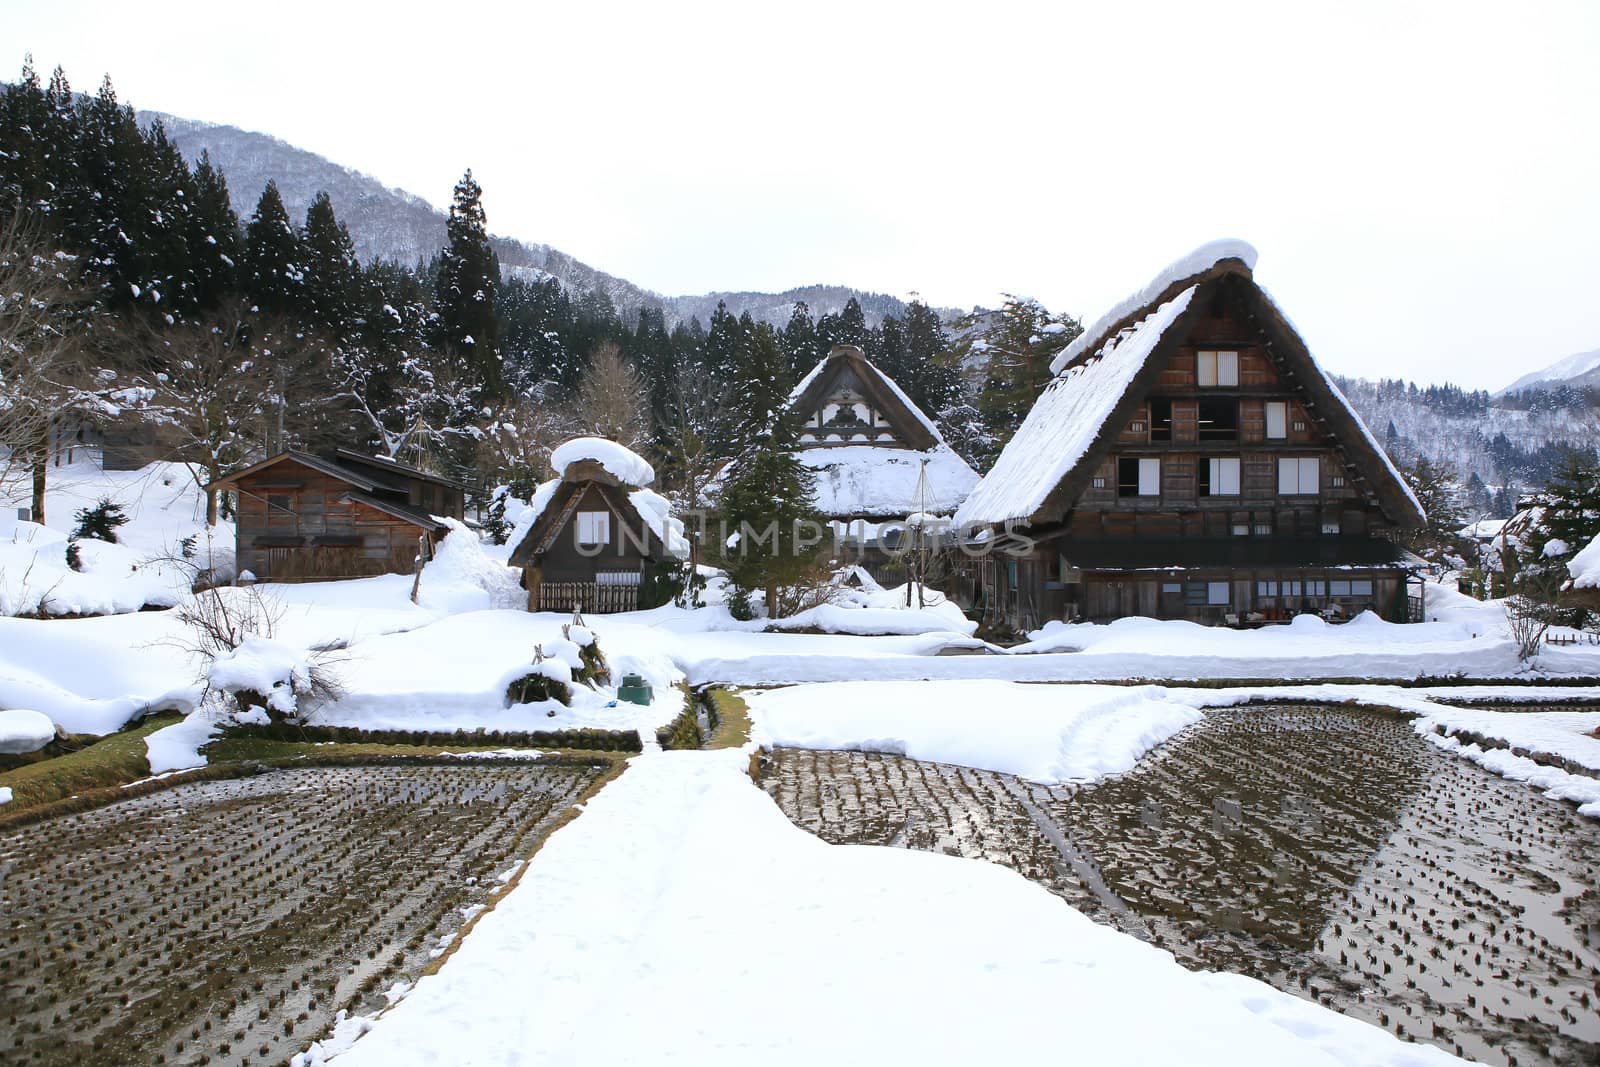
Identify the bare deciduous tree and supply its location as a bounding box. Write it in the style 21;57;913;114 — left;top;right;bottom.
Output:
574;341;648;449
0;215;106;522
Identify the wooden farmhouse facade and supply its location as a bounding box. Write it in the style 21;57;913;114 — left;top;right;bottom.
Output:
208;449;464;582
954;241;1427;630
509;439;689;614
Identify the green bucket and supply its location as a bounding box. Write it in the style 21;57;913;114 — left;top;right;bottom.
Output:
617;673;653;706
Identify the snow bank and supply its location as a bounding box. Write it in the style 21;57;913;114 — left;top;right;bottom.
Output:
416;520;524;613
144;708;219;773
318;748;1463;1067
0;522;197;617
957;287;1197;526
0;460;234;617
0;708;56;754
749;680;1202;783
0;610;200;734
549;437;654;487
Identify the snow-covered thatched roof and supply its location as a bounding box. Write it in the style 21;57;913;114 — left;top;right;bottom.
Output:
551;437;655;487
782;345;979;520
956;241;1425;529
800;443;979;520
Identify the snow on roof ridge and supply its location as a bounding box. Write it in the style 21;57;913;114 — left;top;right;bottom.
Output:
1049;239;1257;377
550;437;655;487
957;287;1198;527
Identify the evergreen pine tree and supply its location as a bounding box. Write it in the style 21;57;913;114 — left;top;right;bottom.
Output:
781;301;818;383
301;191;360;334
1526;451;1600;566
869;313;907;383
702;300;742;380
835;297;867;346
242;180;303;315
717;390;821;620
187;150;240;310
961;295;1081;456
434;168;502;395
1398;456;1467;566
901;299;960;416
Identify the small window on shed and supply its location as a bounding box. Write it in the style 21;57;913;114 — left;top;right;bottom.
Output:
1207;581;1231;606
576;510;611;546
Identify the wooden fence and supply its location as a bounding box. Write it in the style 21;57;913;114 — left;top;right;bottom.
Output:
537;572;641;613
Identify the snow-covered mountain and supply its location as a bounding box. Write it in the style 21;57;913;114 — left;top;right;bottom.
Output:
139;109;926;327
1495;348;1600;397
1336;375;1600;496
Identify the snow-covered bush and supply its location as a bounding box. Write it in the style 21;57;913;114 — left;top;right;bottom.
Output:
208;636;336;722
502;645;574;708
562;620;610;686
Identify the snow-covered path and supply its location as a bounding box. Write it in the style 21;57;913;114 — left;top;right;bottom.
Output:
312;748;1463;1067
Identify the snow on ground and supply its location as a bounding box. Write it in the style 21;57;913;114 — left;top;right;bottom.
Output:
309;748;1463;1067
317;609;686;736
748;680;1201;782
0;609;198;734
0;460;233;617
143;709;219;773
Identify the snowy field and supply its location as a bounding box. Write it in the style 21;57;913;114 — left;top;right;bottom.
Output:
302;748;1464;1067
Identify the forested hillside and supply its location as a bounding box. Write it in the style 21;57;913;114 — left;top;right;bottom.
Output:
1335;376;1600;515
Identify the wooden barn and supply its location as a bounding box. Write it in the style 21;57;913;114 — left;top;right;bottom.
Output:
207;449;465;582
954;240;1427;630
508;438;689;613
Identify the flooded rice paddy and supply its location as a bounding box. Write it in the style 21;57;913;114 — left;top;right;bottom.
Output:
764;705;1600;1067
0;762;601;1066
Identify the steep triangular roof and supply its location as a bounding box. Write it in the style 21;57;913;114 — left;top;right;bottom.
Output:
956;242;1424;530
788;344;941;452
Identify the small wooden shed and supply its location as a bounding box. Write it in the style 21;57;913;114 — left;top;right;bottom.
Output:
207;450;466;582
508;438;688;613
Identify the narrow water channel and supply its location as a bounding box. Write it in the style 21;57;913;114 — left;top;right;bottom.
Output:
763;706;1600;1067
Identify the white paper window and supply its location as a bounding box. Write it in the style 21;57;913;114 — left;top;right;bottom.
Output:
1330;580;1352;596
1208;581;1230;605
1197;350;1239;387
1353;579;1374;596
1265;401;1287;439
1278;457;1320;495
1207;457;1240;495
1138;457;1161;496
576;510;611;546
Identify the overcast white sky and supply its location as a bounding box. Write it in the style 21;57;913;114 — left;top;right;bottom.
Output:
10;0;1599;390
